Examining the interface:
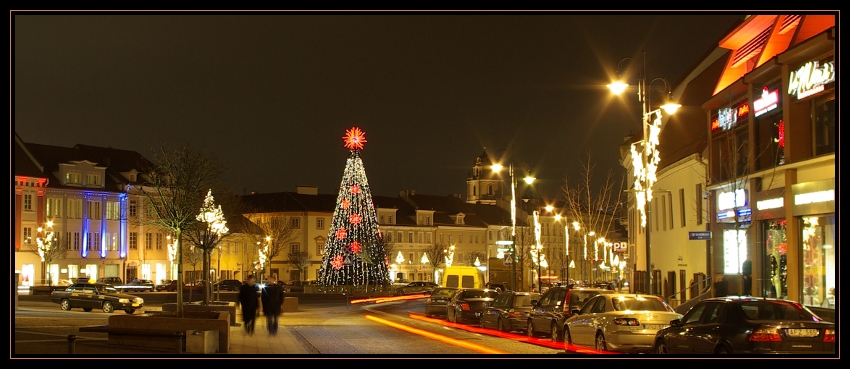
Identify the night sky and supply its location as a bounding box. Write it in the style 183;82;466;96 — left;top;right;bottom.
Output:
13;12;745;200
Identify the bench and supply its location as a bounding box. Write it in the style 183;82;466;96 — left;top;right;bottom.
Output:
79;325;185;353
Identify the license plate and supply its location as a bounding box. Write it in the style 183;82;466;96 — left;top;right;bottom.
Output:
132;303;140;307
643;324;667;330
786;329;819;337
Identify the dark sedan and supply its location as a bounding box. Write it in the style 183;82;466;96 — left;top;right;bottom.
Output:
425;287;458;317
446;288;499;325
50;283;144;314
653;296;835;354
479;291;540;333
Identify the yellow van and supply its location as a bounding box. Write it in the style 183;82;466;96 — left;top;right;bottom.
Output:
441;266;485;289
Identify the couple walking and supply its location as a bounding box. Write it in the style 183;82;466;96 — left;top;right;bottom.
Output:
239;275;285;336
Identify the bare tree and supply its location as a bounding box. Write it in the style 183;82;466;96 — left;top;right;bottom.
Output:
248;215;299;281
426;243;447;275
134;143;221;316
286;251;312;281
561;150;626;284
28;233;69;286
465;251;486;267
182;189;233;303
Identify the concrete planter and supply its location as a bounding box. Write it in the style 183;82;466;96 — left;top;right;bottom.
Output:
109;311;231;353
161;301;237;326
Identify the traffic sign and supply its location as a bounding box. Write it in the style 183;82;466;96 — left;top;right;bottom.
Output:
689;231;712;240
613;242;627;253
503;254;513;266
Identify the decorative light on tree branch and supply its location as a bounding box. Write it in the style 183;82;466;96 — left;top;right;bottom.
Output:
396;251;405;264
632;110;663;227
36;221;55;262
318;127;390;286
444;245;456;267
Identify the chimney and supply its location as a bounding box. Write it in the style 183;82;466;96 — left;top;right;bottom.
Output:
296;185;318;195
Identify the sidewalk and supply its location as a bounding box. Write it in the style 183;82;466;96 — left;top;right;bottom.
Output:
227;305;315;355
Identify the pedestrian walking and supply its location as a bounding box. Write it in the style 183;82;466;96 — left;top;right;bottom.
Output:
239;275;261;335
261;275;285;336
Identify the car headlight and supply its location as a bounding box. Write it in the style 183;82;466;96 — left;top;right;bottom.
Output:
119;298;130;303
134;298;144;304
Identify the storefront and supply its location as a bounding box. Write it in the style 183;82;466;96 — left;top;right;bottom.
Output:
713;186;751;294
752;187;787;298
792;178;835;311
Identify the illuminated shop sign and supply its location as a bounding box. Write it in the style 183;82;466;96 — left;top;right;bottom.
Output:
717;188;747;210
757;197;784;210
717;208;752;221
712;102;749;131
795;189;834;205
788;60;834;99
753;87;779;117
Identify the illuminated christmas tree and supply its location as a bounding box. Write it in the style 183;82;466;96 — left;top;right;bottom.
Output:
317;127;390;286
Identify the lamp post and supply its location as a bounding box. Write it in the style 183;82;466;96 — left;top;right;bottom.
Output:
609;51;680;295
492;156;535;292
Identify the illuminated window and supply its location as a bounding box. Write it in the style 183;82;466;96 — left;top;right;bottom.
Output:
129;233;137;250
87;201;102;220
23;227;32;244
106;201;120;220
23;193;33;211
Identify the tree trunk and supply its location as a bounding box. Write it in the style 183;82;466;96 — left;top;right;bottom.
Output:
203;251;211;304
176;229;184;318
268;259;273;280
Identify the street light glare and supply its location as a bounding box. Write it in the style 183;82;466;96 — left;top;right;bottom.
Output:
554;214;561;221
607;81;628;95
661;102;682;114
545;205;554;212
523;176;535;185
491;163;503;172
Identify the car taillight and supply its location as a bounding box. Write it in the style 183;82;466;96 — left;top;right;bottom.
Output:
749;328;782;342
460;302;470;311
824;328;835;342
613;318;640;326
507;309;519;318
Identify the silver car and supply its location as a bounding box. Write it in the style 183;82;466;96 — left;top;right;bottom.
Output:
563;293;682;353
395;281;439;296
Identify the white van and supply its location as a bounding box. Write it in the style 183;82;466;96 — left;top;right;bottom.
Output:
441;266;485;289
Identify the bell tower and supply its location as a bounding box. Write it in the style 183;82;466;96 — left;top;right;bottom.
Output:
466;149;504;205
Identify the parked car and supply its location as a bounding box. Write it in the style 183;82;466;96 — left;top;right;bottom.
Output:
653;296;836;354
157;280;200;292
155;280;174;292
50;283;144;314
395;281;439;296
485;282;510;292
96;277;123;286
216;279;243;291
446;288;499;324
563;293;682;353
479;291;540;333
285;280;316;293
425;287;458;318
123;279;155;292
527;286;614;341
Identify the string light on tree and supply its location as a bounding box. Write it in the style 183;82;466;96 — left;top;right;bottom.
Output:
317;127;390;286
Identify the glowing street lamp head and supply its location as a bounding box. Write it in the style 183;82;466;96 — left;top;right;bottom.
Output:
545;205;554;212
491;163;504;172
589;231;596;236
554;214;562;222
572;221;580;230
523;176;535;185
608;81;629;95
661;101;682;114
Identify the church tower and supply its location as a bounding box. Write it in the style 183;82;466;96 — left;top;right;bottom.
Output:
466;149;504;205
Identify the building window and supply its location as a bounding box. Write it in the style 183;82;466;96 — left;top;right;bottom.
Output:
801;215;835;309
426;233;431;243
23;227;32;244
417;232;423;243
488;184;493;195
145;233;153;250
408;252;414;264
695;184;703;226
87;201;102;220
317;218;324;229
425;216;430;225
661;196;667;231
47;198;62;218
813;93;835;156
386;232;393;243
408;232;413;243
489;231;493;241
469;234;473;243
65;172;81;185
291;243;300;255
667;193;674;230
679;189;686;227
459;233;463;244
130;233;137;250
388;216;393;224
86;233;93;251
23;193;33;211
397;232;402;243
440;233;444;244
156;234;163;250
73;232;80;250
475;235;479;243
65;232;71;248
380;215;385;224
448;234;453;244
291;218;300;229
93;233;100;251
86;174;101;186
316;240;325;255
129;200;137;217
106;201;120;220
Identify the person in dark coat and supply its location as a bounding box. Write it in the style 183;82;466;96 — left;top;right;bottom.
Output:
238;275;261;335
261;275;285;336
742;256;753;296
714;273;729;297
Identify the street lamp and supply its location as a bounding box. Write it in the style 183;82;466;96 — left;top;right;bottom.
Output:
609;51;680;295
492;154;535;292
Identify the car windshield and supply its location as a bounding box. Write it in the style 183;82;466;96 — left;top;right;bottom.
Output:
571;291;603;306
462;290;498;299
739;300;820;321
513;294;535;306
98;285;118;294
433;288;457;297
612;296;670;311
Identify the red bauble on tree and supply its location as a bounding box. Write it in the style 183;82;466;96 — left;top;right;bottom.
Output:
336;228;347;240
331;255;344;270
350;241;361;253
350;185;360;194
341;199;350;209
349;213;362;225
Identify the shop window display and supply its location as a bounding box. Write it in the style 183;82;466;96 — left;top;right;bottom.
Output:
802;216;835;309
763;220;787;299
